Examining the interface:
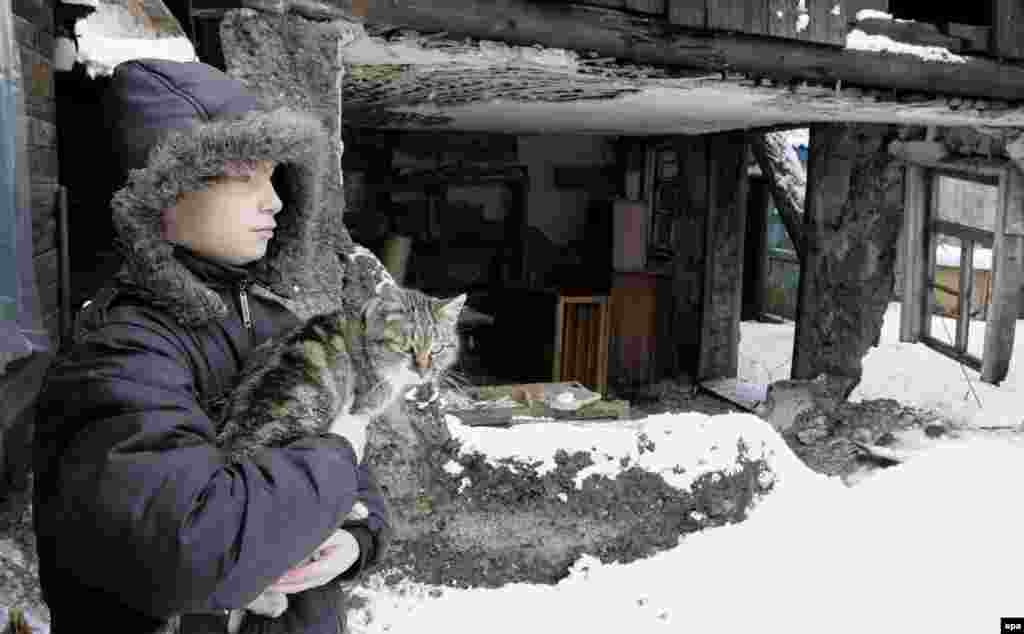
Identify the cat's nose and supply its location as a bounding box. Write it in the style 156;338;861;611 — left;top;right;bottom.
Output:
414;351;430;376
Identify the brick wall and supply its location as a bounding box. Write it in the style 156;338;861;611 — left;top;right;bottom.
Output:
13;0;61;349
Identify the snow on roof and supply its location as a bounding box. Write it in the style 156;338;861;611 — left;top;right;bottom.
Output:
349;411;1024;634
855;8;893;21
74;0;196;78
846;29;967;63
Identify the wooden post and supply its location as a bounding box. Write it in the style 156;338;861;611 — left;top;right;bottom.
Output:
981;165;1024;383
697;132;748;381
669;136;708;378
992;0;1024;60
900;164;928;342
957;239;974;350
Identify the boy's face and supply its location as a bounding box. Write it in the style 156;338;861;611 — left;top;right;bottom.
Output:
164;161;283;266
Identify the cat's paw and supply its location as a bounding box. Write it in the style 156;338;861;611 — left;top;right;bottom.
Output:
247;590;288;618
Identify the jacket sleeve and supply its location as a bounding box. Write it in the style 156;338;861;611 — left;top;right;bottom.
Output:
33;306;363;619
338;461;392;580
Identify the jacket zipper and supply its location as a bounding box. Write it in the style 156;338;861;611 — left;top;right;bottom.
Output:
238;281;253;332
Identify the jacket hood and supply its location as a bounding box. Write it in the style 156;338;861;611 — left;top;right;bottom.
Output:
105;59;342;326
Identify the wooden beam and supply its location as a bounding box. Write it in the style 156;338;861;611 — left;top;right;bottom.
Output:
992;0;1024;60
197;0;1024;101
697;131;748;381
899;164;928;342
981;166;1024;383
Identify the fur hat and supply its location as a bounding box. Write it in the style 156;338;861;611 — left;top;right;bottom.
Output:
105;59;344;326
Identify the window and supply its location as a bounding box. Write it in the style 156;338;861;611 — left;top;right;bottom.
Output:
901;159;1024;384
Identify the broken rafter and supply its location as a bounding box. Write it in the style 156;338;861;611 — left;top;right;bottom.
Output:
193;0;1024;102
750;131;806;260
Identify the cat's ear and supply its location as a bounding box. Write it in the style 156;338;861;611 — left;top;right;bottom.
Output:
436;293;467;324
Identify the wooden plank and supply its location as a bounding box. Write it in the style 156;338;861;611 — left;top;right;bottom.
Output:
992;0;1024;60
667;0;705;26
670;136;708;378
624;0;665;15
552;296;565;382
597;299;610;394
769;0;845;45
698;132;748;381
214;0;1024;101
820;0;847;46
768;0;798;39
700;377;767;411
957;239;973;349
900;164;927;342
449;399;630;427
982;167;1024;383
582;0;627;8
708;0;768;34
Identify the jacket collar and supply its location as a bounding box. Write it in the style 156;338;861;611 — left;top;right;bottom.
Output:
173;246;253;290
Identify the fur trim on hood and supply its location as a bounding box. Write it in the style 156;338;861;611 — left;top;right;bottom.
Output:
106;60;346;326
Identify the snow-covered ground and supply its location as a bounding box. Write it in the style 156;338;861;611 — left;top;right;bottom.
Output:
739;301;1024;430
350;409;1024;634
347;302;1024;633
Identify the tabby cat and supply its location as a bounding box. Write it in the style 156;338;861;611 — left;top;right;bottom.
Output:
214;283;465;631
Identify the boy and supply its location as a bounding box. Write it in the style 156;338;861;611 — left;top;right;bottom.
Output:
32;59;390;633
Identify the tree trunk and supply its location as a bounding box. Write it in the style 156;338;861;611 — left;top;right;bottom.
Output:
750;132;806;260
791;123;903;396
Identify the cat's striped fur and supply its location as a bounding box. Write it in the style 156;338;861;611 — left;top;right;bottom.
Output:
216;283;465;461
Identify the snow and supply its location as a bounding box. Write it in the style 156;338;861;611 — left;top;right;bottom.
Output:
350;410;1024;634
855;8;894;21
445;412;786;492
74;1;196;77
846;29;967;63
739;302;1024;429
783;127;810;149
935;242;992;270
341;292;1024;634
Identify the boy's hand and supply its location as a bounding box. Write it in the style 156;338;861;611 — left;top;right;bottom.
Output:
265;529;360;595
328;414;370;463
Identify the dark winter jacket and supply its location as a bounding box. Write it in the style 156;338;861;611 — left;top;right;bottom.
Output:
32;60;392;634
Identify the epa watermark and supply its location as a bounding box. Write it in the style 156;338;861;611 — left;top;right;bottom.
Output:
1003;617;1024;631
